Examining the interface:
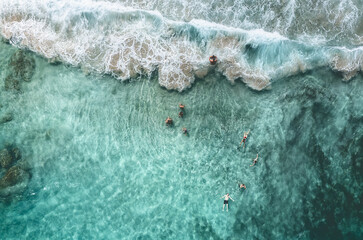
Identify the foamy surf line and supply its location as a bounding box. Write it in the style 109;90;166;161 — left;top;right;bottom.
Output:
1;0;362;91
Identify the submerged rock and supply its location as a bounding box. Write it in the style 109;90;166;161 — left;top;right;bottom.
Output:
4;50;35;91
0;146;22;169
0;149;13;169
9;50;36;82
14;158;31;172
4;75;20;91
0;146;30;199
0;112;13;124
0;165;30;189
12;147;21;161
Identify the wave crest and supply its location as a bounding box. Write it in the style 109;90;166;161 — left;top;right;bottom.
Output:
1;1;362;91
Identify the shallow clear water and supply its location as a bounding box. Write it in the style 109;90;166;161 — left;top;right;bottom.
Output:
1;39;362;239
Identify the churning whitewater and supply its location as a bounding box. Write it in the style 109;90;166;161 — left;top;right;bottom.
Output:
1;0;362;91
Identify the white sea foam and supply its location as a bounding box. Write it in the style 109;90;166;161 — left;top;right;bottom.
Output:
0;0;362;91
329;47;363;81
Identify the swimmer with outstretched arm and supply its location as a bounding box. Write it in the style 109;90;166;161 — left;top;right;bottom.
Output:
250;154;259;167
221;193;234;212
239;129;250;148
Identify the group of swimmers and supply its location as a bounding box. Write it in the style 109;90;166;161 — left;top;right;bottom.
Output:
166;56;257;212
165;101;259;212
165;56;218;132
222;130;259;212
165;103;188;135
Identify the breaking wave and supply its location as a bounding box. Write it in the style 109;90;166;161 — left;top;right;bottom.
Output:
1;0;362;91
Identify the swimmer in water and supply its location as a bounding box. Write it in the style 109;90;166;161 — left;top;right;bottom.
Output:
239;129;250;148
165;117;173;126
221;193;234;212
238;183;246;189
182;127;188;135
250;154;259;167
209;55;217;65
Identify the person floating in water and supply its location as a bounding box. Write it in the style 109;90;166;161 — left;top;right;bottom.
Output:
238;183;246;189
250;154;259;167
209;55;217;65
239;129;250;148
179;103;185;118
221;193;234;212
165;117;173;126
182;127;188;135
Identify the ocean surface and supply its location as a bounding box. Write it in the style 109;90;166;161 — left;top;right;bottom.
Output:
0;0;362;239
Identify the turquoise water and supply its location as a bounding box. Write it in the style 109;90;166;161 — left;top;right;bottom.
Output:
1;40;362;239
1;0;363;239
